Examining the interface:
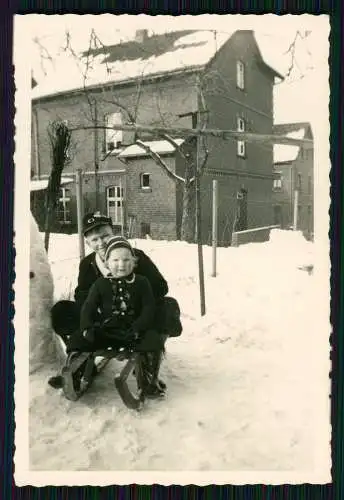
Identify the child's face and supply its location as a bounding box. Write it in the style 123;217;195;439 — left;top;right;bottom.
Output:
106;247;135;278
85;224;113;259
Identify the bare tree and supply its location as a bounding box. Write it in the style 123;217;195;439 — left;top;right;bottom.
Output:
44;121;71;252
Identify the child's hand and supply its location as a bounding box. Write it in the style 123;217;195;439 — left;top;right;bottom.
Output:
82;328;95;343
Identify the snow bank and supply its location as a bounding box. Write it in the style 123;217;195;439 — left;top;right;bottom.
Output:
29;215;64;373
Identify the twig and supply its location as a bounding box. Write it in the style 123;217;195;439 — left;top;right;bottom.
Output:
161;133;188;161
33;37;55;76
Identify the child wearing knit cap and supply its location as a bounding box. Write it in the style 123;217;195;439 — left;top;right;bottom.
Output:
67;236;163;355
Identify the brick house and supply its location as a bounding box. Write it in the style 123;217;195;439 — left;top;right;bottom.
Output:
31;29;283;243
272;122;314;240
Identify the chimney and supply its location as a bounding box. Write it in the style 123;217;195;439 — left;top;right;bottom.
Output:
135;29;148;43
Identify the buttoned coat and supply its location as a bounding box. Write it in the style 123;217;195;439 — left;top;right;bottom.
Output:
80;274;156;334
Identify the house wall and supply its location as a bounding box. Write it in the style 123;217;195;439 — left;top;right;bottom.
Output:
201;31;275;233
31;73;197;234
293;146;314;239
272;163;293;228
123;155;178;240
273;146;314;239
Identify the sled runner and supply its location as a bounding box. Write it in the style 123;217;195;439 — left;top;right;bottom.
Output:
61;347;146;410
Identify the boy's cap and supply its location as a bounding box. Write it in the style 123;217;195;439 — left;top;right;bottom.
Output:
104;236;135;260
83;212;112;236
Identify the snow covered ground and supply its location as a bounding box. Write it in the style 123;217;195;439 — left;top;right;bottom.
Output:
28;228;330;481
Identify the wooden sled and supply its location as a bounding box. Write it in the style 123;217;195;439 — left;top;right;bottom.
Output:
61;347;145;411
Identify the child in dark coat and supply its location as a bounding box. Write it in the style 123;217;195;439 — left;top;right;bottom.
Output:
67;236;164;355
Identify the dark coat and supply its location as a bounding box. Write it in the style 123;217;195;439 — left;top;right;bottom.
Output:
80;274;155;334
74;248;168;311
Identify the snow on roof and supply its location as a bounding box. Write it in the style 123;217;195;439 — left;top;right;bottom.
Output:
30;176;74;192
118;138;185;158
273;128;306;164
32;30;283;100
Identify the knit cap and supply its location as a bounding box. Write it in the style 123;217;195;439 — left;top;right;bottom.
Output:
104;236;135;261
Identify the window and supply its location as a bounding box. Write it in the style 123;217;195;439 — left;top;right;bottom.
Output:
236;60;245;90
140;173;151;189
301;148;308;160
105;112;123;152
56;187;71;224
273;173;283;190
237;117;246;157
106;184;124;224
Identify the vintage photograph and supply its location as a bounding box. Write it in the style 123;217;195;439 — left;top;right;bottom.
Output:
14;13;330;484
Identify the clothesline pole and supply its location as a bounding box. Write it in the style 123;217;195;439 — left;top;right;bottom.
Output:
76;168;85;260
211;179;218;277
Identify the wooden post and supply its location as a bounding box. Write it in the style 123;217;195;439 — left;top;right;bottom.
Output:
32;108;41;179
293;189;299;231
120;177;124;236
196;78;206;316
211;179;218;277
94;100;99;211
76;169;85;260
195;173;206;316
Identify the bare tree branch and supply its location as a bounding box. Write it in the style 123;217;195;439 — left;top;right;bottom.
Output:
133;71;145;123
82;33;97;122
33;37;55;76
274;29;314;85
196;74;210;176
100;146;117;162
98;94;136;124
161;133;188;161
135;140;185;184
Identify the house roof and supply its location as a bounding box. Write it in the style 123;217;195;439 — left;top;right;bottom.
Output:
32;29;284;100
118;138;185;158
30;176;74;192
273;122;312;164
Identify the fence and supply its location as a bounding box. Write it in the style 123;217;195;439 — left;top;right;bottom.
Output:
231;225;281;247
